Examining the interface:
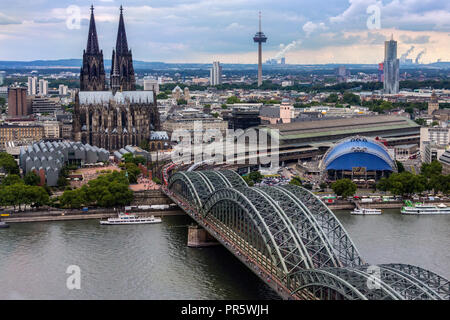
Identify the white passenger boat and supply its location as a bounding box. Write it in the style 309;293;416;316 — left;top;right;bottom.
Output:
351;208;382;215
100;213;162;225
0;221;9;228
401;203;450;215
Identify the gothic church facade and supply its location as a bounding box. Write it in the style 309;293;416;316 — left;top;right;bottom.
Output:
73;6;160;151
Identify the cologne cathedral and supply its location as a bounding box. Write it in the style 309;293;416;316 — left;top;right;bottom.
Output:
73;6;160;151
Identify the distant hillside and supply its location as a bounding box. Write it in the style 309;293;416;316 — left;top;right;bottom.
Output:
0;59;448;70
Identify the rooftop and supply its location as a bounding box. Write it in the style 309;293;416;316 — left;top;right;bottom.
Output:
261;115;419;141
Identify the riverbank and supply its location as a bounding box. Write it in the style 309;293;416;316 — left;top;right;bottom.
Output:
327;201;450;210
2;209;184;223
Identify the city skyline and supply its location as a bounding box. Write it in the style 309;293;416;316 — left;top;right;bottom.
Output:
0;0;449;64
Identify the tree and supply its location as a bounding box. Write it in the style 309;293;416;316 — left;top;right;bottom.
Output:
421;160;442;177
303;183;313;190
24;171;41;186
226;96;240;104
125;162;141;184
139;139;150;152
156;92;168;99
177;98;187;105
122;153;146;165
342;92;361;105
152;177;161;185
1;174;23;186
376;172;427;196
0;152;19;175
0;184;49;210
325;93;339;103
319;182;328;190
331;179;357;197
242;175;254;187
60;189;86;209
248;171;263;184
414;118;426;126
59;171;133;208
396;161;405;173
289;176;303;186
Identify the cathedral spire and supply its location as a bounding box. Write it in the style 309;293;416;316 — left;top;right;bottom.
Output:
111;5;135;91
86;5;100;54
80;5;106;91
111;49;120;94
115;5;129;55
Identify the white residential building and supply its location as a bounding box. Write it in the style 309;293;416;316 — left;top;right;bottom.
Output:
210;61;222;86
27;76;37;95
39;79;48;95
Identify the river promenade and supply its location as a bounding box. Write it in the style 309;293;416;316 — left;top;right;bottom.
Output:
3;199;450;223
1;208;184;223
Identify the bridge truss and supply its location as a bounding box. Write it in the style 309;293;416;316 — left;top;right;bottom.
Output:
165;170;449;300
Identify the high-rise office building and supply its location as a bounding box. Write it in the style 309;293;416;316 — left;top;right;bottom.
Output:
0;71;5;85
7;87;29;117
210;61;222;86
27;76;37;95
383;36;399;94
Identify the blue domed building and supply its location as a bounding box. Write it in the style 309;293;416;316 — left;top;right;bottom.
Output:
320;136;396;181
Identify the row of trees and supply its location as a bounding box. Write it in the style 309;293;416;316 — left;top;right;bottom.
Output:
377;161;450;196
324;92;361;105
161;79;450;94
59;171;133;209
0;170;49;210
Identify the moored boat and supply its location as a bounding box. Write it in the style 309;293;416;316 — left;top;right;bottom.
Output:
0;221;9;228
100;213;162;225
401;201;450;215
351;208;382;215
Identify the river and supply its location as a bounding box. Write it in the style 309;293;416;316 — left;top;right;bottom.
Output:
0;209;448;299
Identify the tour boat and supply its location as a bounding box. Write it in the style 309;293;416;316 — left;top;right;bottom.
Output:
350;208;382;215
100;213;162;225
0;221;9;229
401;202;450;215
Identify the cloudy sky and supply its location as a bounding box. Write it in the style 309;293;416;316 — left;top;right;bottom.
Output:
0;0;449;64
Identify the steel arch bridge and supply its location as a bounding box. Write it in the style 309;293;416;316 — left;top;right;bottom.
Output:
163;169;449;300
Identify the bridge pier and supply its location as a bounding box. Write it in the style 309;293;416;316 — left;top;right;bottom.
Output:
187;224;220;247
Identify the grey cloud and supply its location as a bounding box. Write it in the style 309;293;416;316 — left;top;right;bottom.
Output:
0;12;21;25
33;18;65;24
400;34;430;44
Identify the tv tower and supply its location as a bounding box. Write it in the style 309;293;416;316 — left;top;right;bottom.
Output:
253;11;267;87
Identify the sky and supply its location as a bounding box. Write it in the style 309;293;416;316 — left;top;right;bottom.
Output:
0;0;449;64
